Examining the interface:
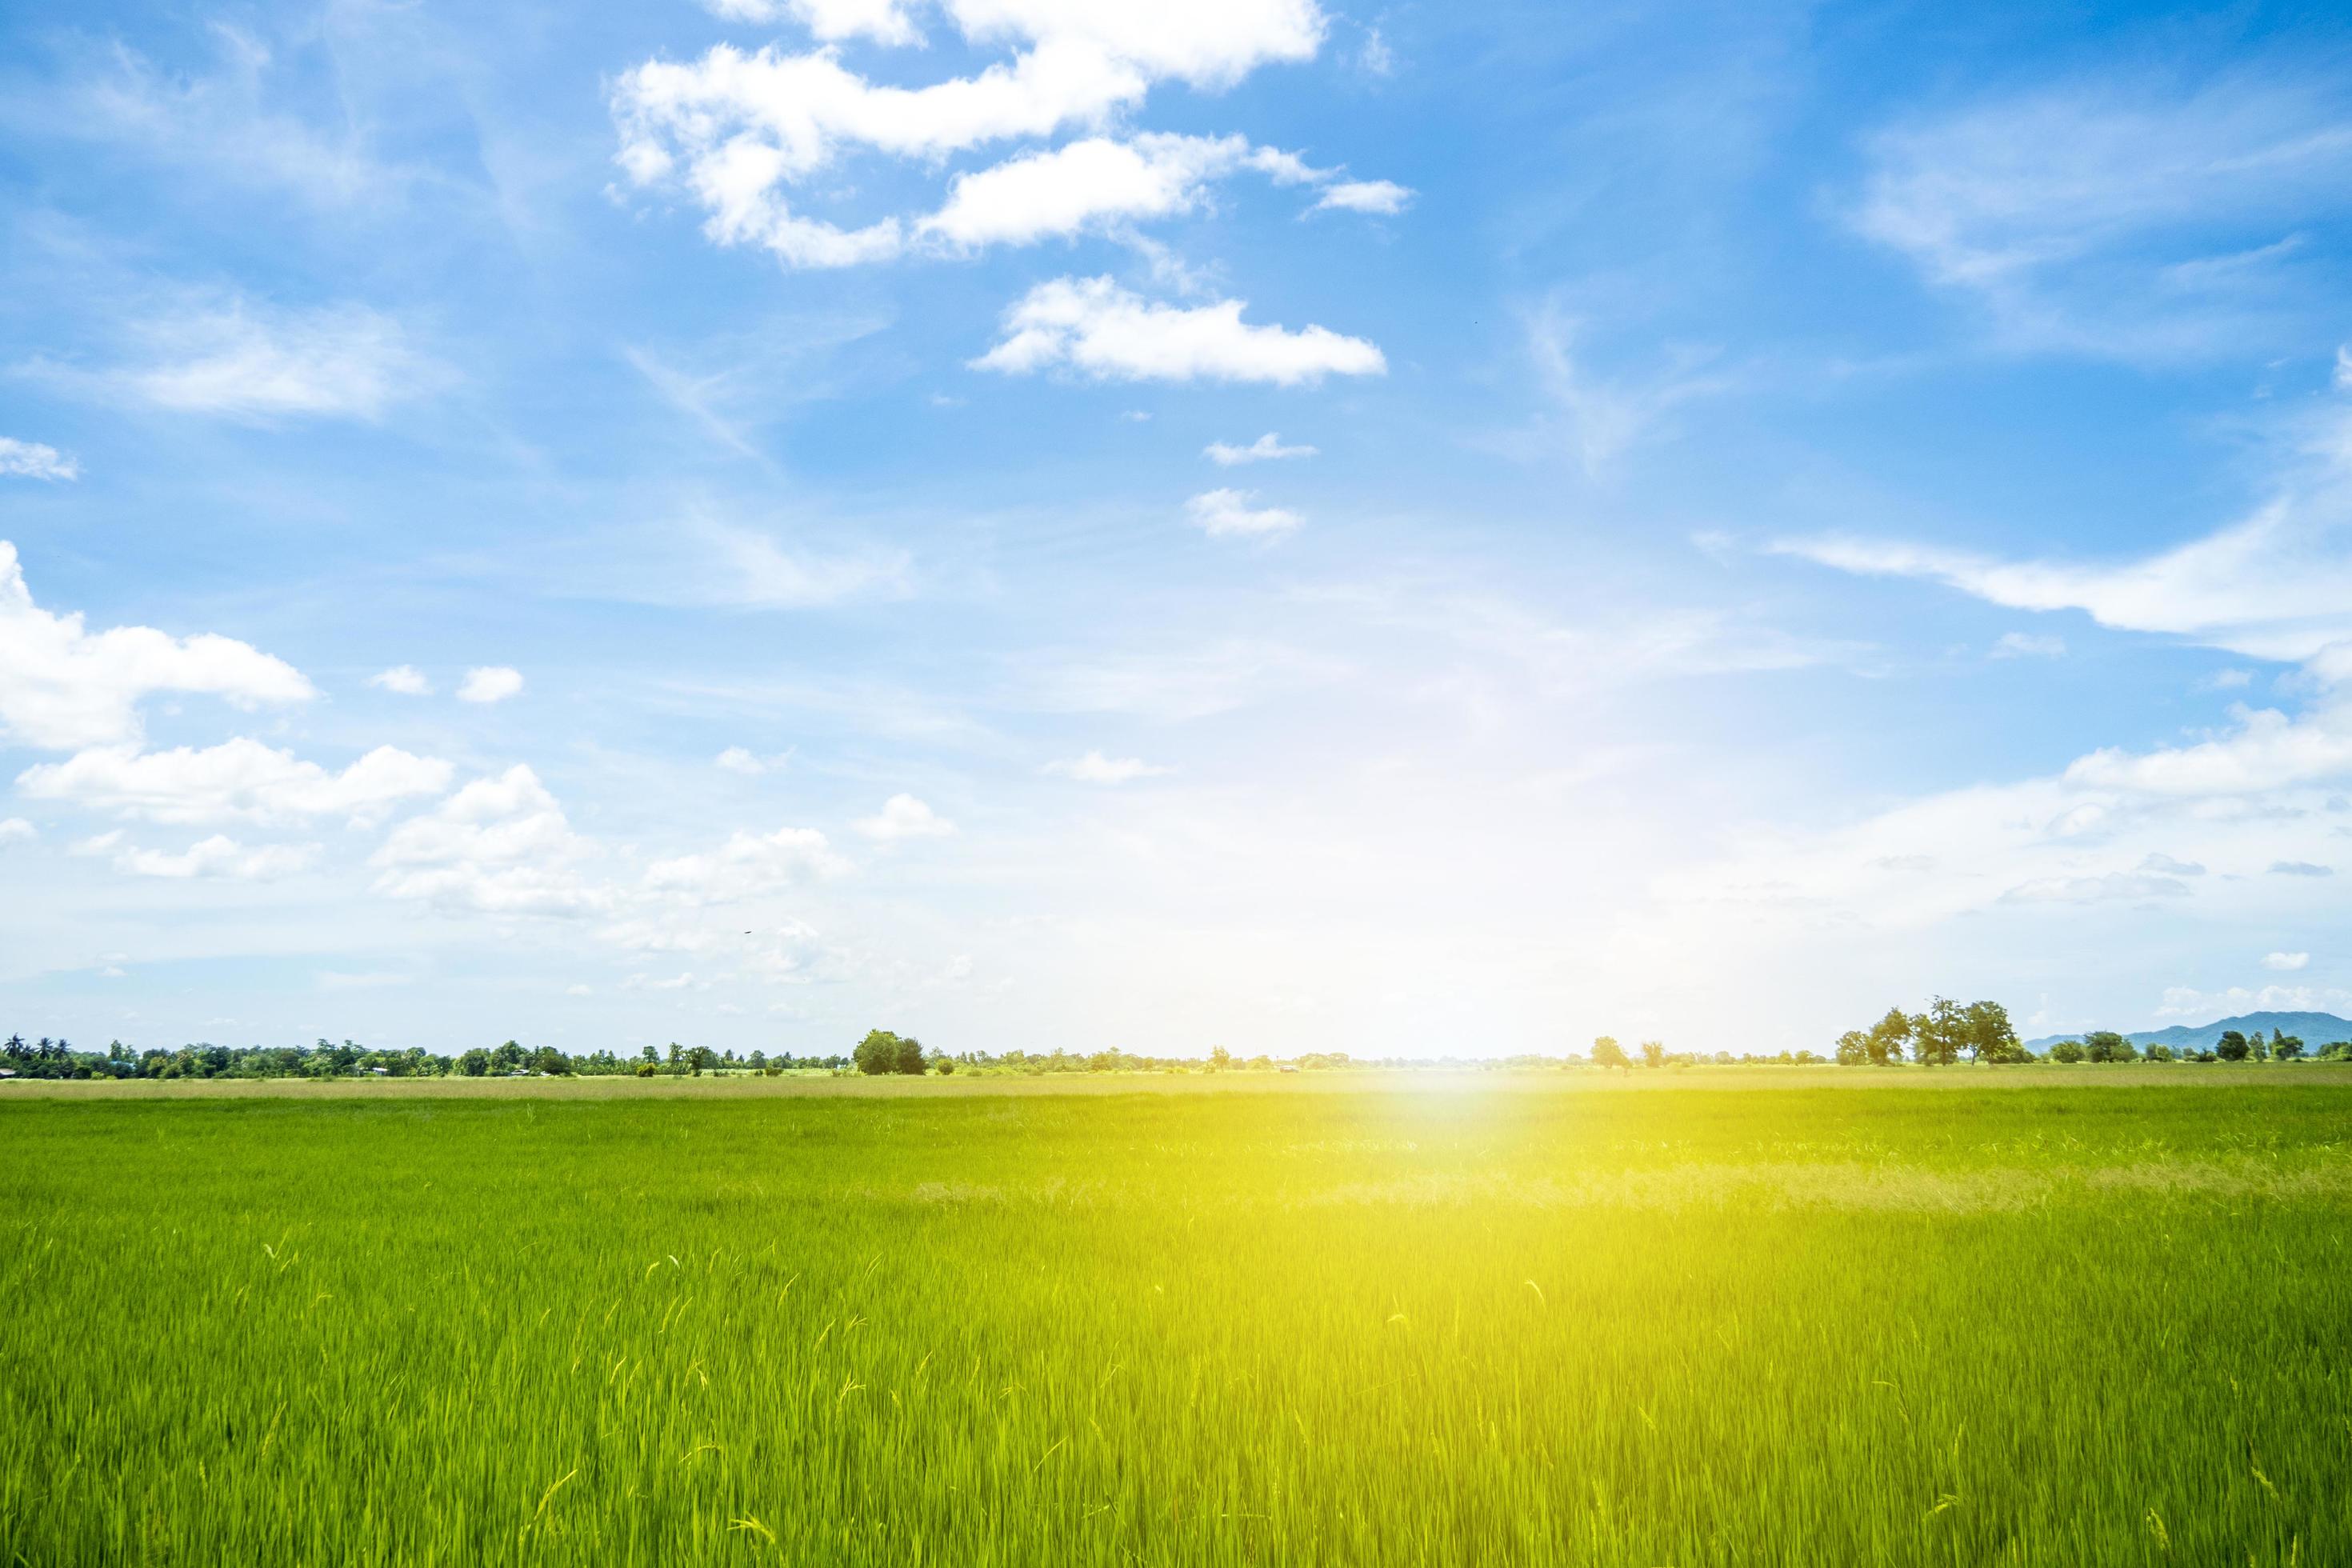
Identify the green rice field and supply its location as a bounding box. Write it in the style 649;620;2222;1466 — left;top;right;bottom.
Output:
6;1069;2351;1565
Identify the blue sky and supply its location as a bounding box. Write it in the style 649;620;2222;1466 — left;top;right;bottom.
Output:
5;0;2352;1056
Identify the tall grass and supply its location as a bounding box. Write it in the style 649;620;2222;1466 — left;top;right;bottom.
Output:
5;1075;2350;1564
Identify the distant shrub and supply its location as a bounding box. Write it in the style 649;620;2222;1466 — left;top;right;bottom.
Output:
2050;1040;2086;1064
2143;1043;2175;1062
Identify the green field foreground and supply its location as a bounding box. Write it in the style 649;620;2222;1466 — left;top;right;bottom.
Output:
6;1071;2351;1565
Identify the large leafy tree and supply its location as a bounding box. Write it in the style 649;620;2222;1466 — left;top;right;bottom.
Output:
1962;1000;2024;1063
854;1030;904;1075
1912;999;1967;1066
1865;1008;1912;1066
894;1034;929;1074
2082;1030;2134;1063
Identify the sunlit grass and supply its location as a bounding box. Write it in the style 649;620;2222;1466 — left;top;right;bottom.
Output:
6;1073;2350;1563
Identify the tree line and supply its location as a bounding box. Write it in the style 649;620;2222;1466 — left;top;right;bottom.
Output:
1824;1006;2352;1065
0;1035;857;1082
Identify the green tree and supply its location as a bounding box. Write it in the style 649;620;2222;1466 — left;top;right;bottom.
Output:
1866;1007;1912;1066
2214;1030;2251;1062
1638;1040;1666;1068
492;1040;526;1074
2050;1038;2086;1063
2082;1030;2134;1063
1590;1035;1629;1070
1962;1001;2022;1063
928;1050;955;1076
2143;1042;2177;1062
1913;998;1966;1066
895;1034;929;1074
457;1049;490;1077
1208;1045;1232;1072
531;1045;571;1076
2274;1034;2306;1060
1834;1029;1870;1066
854;1030;903;1075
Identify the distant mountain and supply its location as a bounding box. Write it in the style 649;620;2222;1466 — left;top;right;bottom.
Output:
2025;1010;2352;1054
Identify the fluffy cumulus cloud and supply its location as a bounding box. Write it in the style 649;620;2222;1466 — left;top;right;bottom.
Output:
16;738;451;825
918;133;1322;251
975;278;1383;384
855;792;954;839
1205;431;1316;465
610;2;1348;270
1313;178;1411;214
0;540;314;750
0;438;78;481
370;766;607;915
113;834;318;882
2264;950;2311;970
644;825;849;902
1045;750;1168;783
370;665;430;695
1186;487;1301;537
457;666;525;703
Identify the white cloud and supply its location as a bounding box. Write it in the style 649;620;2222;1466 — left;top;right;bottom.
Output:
1999;870;2190;904
370;665;430;696
370;766;608;916
2272;860;2333;877
2337;345;2352;391
1848;74;2352;359
457;666;525;704
0;438;78;482
645;825;849;902
115;302;441;421
2064;706;2352;797
1523;306;1736;474
2264;950;2311;970
1992;631;2066;658
2155;982;2352;1018
704;0;922;45
0;818;33;844
1205;431;1317;465
972;277;1384;384
1775;412;2352;668
1186;487;1302;538
1314;178;1411;214
114;834;317;882
716;747;767;775
17;738;451;825
610;3;1328;270
622;970;701;991
1045;750;1170;783
919;133;1321;250
2138;852;2206;877
855;792;955;840
0;540;314;750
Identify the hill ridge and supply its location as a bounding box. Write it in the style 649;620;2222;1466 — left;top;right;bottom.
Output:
2024;1010;2352;1053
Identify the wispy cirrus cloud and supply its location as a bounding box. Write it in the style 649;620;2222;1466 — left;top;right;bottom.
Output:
33;298;450;422
1848;70;2352;360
